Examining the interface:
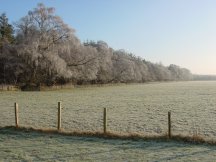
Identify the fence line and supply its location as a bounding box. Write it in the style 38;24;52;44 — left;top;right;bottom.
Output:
0;85;19;91
14;102;19;128
58;102;62;130
168;111;171;138
103;108;107;134
13;102;174;138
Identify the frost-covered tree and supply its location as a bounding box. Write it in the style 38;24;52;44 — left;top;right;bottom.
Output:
0;3;193;86
15;3;75;85
84;40;113;83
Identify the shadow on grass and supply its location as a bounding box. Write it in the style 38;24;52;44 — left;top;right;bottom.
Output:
1;126;216;161
1;126;216;145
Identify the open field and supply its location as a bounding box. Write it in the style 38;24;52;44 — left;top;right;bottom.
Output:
1;81;216;161
1;81;216;139
1;127;216;161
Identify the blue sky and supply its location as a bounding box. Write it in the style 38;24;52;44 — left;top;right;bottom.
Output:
1;0;216;74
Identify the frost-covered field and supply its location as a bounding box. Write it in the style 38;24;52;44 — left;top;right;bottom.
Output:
1;128;216;161
1;81;216;139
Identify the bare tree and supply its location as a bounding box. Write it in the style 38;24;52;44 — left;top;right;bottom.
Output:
1;3;193;86
15;3;74;85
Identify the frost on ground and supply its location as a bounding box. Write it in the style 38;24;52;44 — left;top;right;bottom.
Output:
0;81;216;139
0;128;216;161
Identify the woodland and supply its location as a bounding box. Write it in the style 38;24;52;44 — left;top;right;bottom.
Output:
0;4;193;88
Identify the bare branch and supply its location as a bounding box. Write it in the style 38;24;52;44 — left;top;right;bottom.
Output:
67;56;97;67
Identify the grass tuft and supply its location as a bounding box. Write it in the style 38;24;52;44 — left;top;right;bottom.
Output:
1;126;216;145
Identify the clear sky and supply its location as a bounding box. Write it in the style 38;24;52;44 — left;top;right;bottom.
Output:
1;0;216;75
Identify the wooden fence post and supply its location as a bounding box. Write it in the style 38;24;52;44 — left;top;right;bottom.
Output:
14;102;19;128
168;111;171;139
58;102;62;131
103;108;107;134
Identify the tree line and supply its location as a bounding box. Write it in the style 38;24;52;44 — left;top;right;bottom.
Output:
0;3;193;88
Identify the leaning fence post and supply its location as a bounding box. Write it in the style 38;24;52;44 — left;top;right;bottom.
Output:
168;111;171;139
103;108;107;134
14;102;19;128
57;102;62;131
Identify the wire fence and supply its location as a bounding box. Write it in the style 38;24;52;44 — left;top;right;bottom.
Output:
1;101;215;141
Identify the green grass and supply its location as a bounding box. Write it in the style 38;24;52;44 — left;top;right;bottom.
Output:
1;127;216;161
1;81;216;161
